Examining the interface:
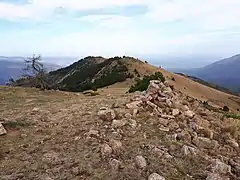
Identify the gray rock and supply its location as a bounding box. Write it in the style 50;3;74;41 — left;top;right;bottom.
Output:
0;123;7;135
148;173;165;180
147;81;160;94
172;109;180;116
109;139;123;153
210;159;231;175
126;101;142;109
135;155;147;169
147;101;158;109
109;158;123;170
128;119;137;128
226;139;239;148
181;145;198;156
84;129;99;137
112;119;127;128
206;173;229;180
193;137;218;149
166;99;173;107
101;144;112;156
184;110;195;118
97;109;116;121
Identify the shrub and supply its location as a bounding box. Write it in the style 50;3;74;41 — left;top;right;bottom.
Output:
128;72;165;93
226;113;240;120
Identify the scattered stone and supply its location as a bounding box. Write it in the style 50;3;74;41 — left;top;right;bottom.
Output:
177;130;192;142
166;99;173;107
0;123;7;135
109;139;123;153
147;81;160;95
125;113;132;118
101;144;112;156
158;118;169;126
148;173;165;180
182;105;190;111
42;151;60;165
147;101;158;109
84;129;99;137
184;110;195;118
128;119;137;128
172;109;180;116
126;101;142;109
97;109;116;121
151;147;165;156
193;137;218;149
159;127;170;132
210;159;231;175
206;173;229;180
226;139;239;148
189;122;199;131
112;119;127;128
111;102;120;108
32;107;40;112
133;109;138;117
168;121;179;130
161;114;175;119
109;158;123;170
181;145;198;156
135;155;147;169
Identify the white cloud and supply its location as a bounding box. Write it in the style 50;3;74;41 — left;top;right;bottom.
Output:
78;15;132;28
1;0;239;31
0;0;239;57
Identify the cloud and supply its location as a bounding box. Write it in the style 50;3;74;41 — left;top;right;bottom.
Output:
0;0;239;57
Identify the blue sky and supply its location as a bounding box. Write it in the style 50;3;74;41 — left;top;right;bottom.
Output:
0;0;239;58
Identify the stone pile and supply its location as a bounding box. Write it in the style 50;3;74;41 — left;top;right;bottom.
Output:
96;80;239;179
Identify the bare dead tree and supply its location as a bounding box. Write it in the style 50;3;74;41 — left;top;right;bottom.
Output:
22;54;49;90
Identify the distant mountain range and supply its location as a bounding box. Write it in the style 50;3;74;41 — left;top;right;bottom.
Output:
176;54;240;93
0;56;62;85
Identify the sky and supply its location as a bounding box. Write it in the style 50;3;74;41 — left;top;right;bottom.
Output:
0;0;240;61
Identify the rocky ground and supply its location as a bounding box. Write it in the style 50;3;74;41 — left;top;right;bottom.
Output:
0;83;239;180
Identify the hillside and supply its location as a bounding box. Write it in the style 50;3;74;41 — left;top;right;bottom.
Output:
1;80;240;179
184;54;240;93
12;56;240;111
48;56;134;92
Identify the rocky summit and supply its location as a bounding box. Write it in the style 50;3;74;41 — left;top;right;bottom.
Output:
0;78;239;179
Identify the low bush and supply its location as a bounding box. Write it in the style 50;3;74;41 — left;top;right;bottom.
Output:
128;72;165;93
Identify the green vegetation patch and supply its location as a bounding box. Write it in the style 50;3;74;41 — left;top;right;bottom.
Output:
129;72;165;93
226;113;240;120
